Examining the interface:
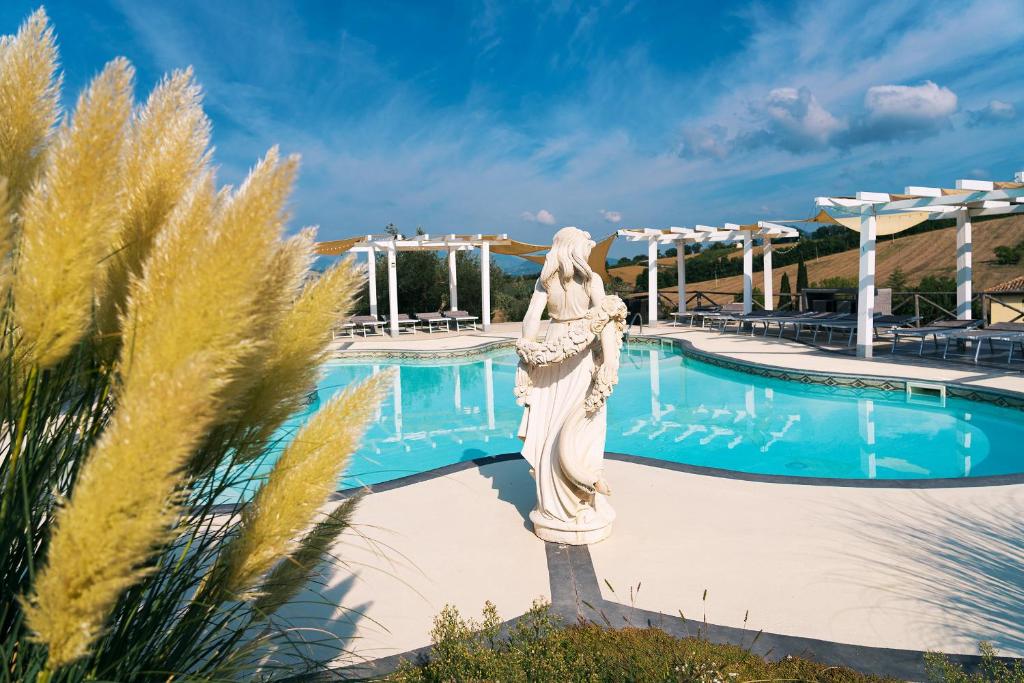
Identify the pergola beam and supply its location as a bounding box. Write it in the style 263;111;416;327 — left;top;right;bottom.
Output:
817;172;1024;355
320;232;508;335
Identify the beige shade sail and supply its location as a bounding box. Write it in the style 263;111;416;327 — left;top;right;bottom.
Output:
775;209;930;236
512;233;617;284
314;236;362;255
829;211;931;236
490;239;549;256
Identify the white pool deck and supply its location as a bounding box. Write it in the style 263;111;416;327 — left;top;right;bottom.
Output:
306;323;1024;673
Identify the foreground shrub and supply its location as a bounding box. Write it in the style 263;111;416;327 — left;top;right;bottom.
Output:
391;602;896;683
925;643;1024;682
1;9;385;681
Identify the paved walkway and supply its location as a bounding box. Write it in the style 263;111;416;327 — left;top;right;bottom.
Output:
296;320;1024;677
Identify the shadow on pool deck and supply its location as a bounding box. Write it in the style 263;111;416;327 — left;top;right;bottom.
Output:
477;454;535;532
838;493;1024;655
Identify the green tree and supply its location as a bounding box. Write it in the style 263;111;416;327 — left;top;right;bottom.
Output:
779;272;792;309
886;266;909;291
796;256;809;293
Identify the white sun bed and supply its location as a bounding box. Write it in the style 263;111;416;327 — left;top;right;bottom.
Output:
415;312;450;333
443;309;478;331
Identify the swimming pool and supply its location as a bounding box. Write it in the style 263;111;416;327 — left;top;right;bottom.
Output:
257;342;1024;489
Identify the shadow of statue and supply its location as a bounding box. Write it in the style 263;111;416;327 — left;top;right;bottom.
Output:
476;454;535;531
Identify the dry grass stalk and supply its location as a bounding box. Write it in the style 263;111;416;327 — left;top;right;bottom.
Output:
25;149;299;668
215;372;391;598
240;257;364;444
12;58;133;368
0;7;60;211
98;68;212;337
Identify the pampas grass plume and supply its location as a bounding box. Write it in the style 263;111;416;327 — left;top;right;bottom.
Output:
216;372;391;598
12;57;132;368
0;8;60;211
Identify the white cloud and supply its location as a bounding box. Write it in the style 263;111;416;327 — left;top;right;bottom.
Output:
521;209;556;224
750;87;844;153
600;209;622;223
967;99;1017;127
841;81;957;144
677;124;730;159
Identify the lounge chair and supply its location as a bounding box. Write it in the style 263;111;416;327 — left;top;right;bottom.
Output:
385;313;418;334
771;312;842;339
351;315;385;337
676;305;724;328
332;320;356;339
698;302;744;330
444;310;479;331
813;314;918;346
891;319;982;356
415;312;450;333
942;322;1024;363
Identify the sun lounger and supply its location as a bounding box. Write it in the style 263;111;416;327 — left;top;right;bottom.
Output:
812;314;918;346
698;302;744;329
350;315;385;337
332;320;357;339
771;312;843;339
671;305;719;327
386;313;418;334
444;310;479;331
415;312;450;333
891;319;981;356
942;322;1024;363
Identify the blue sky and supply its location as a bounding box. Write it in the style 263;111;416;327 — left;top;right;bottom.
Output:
4;1;1023;257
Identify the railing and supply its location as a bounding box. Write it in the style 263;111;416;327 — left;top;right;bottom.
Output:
624;311;644;338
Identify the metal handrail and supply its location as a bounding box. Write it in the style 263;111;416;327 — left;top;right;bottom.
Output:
624;312;644;339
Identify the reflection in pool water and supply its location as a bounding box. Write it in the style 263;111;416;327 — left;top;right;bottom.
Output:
241;343;1024;496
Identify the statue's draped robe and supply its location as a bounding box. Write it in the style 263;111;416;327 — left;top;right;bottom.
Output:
516;277;626;534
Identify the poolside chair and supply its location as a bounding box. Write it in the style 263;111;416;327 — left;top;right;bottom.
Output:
385;313;418;334
415;312;450;334
891;319;982;356
673;305;722;327
813;314;918;346
444;310;479;331
332;320;357;339
773;312;842;339
351;315;385;337
942;322;1024;364
699;302;744;330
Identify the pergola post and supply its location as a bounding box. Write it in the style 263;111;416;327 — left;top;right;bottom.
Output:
481;241;491;331
762;239;774;311
676;244;686;313
956;210;972;320
742;232;753;314
386;245;399;336
647;237;658;323
366;248;378;317
857;214;877;358
447;247;458;311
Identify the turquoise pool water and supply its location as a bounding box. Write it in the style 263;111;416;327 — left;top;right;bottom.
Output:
258;343;1024;489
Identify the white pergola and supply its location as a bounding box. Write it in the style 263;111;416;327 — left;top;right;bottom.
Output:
617;223;799;322
815;171;1024;358
320;233;511;335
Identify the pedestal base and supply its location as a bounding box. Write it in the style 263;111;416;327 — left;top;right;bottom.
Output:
532;521;613;545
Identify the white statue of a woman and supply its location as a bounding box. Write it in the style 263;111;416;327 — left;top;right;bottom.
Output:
515;227;627;545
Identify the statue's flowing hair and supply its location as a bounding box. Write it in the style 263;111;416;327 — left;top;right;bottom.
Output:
541;227;595;289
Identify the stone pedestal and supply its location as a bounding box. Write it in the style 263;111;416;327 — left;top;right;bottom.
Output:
529;497;615;546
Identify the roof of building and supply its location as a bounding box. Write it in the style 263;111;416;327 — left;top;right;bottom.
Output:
987;275;1024;293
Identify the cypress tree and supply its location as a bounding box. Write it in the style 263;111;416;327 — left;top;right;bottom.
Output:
796;256;809;293
779;271;792;309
